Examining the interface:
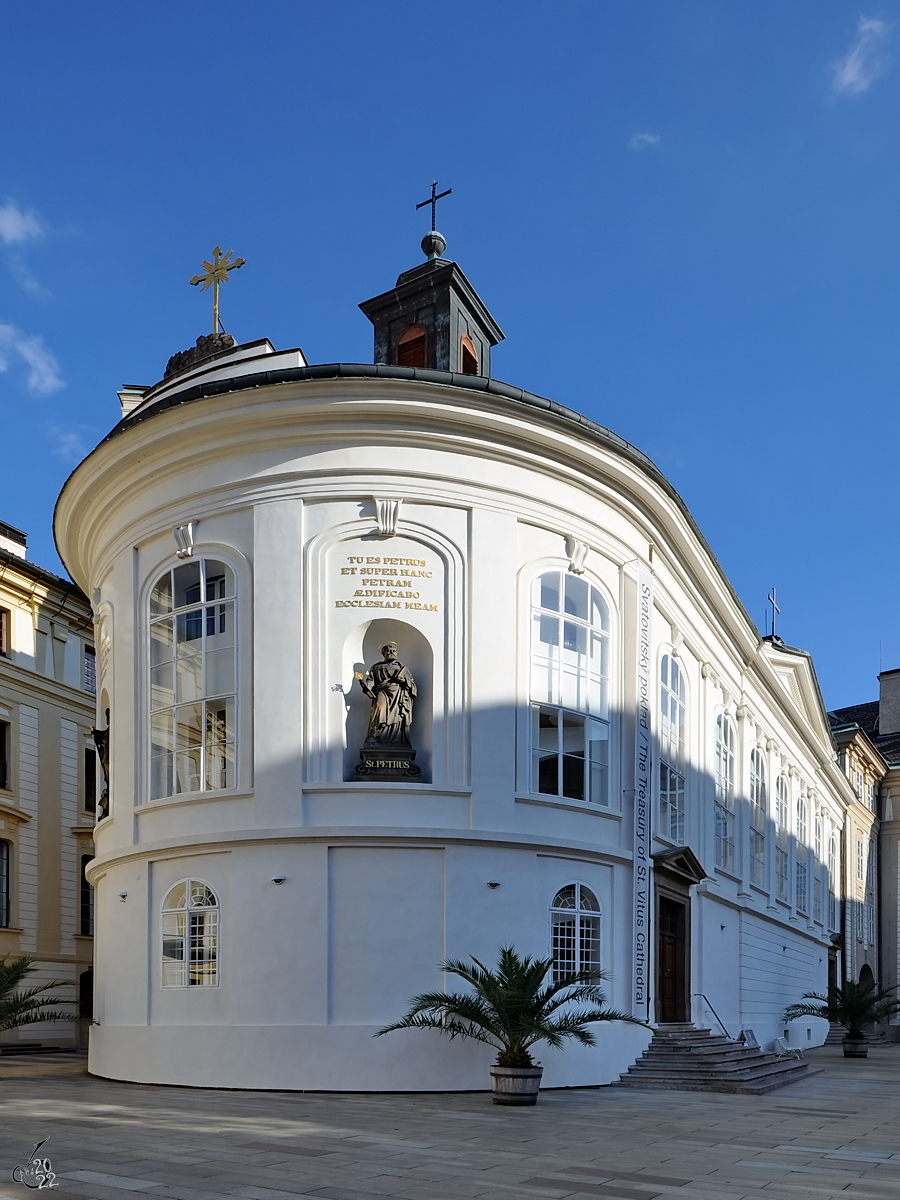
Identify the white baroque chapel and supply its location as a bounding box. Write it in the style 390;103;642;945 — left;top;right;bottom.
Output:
55;230;855;1090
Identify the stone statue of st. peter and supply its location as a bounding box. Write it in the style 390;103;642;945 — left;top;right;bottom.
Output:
356;643;417;746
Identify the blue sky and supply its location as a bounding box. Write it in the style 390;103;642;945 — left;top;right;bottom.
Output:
1;2;898;708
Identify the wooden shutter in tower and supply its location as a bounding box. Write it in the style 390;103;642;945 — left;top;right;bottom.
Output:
461;335;478;376
397;326;427;368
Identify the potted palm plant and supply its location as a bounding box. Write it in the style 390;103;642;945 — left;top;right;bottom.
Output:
376;945;645;1104
784;980;900;1058
0;954;75;1046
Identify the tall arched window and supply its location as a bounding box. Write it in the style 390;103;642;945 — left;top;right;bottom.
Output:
397;325;426;368
775;774;789;900
550;884;600;984
530;571;610;806
150;559;236;800
796;798;808;914
828;834;838;929
659;654;686;841
813;814;823;922
749;747;767;887
0;840;9;928
714;714;735;871
161;879;218;987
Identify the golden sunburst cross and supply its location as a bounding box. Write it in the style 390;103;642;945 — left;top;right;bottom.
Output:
190;246;245;335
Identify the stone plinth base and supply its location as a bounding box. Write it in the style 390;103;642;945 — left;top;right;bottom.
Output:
354;746;420;781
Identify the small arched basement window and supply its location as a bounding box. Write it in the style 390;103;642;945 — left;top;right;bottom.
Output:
397;325;427;368
550;883;600;983
460;335;478;375
161;879;219;987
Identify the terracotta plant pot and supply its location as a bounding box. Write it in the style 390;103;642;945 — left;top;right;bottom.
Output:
490;1064;543;1105
842;1036;868;1058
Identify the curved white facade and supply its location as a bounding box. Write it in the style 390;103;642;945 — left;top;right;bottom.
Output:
55;340;852;1090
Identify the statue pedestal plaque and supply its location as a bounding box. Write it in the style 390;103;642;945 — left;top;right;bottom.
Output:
354;746;421;781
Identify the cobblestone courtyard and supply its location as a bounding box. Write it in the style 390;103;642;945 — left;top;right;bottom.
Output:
1;1045;899;1200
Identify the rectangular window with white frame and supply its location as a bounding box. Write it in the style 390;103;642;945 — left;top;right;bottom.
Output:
0;720;9;792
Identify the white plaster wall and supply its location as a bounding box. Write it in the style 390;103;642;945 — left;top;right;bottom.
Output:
58;372;853;1091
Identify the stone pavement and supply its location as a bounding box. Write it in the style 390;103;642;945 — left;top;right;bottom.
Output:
1;1045;899;1200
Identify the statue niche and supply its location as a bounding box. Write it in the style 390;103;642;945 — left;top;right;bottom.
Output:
353;642;421;780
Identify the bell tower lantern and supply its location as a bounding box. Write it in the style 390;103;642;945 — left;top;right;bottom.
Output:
359;229;504;377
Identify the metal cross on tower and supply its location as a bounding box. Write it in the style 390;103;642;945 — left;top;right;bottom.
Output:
768;586;780;638
190;246;246;335
416;181;452;231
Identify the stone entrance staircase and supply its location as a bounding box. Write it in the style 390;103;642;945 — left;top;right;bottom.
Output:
615;1024;821;1095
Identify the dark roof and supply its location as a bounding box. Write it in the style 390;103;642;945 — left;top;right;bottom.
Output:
0;544;84;593
829;701;879;737
0;519;26;546
828;700;900;766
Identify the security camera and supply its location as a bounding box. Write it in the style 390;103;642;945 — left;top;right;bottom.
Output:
487;880;500;889
272;875;286;885
118;891;128;901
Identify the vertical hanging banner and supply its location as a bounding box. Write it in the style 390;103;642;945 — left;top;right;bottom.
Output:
633;565;653;1018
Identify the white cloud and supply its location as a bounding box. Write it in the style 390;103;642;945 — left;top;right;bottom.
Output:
6;255;48;297
49;425;89;464
0;322;64;395
629;132;661;150
0;199;42;245
832;16;890;96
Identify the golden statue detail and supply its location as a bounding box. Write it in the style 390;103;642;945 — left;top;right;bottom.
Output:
190;246;245;335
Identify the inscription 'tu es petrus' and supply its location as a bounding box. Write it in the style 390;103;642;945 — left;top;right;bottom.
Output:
334;555;440;612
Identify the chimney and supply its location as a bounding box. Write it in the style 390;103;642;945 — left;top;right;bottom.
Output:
0;520;27;559
879;668;900;736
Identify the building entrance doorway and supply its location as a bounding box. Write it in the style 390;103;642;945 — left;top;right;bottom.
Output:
651;846;705;1027
656;896;688;1023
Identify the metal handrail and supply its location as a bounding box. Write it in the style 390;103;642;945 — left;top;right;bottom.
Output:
693;993;731;1040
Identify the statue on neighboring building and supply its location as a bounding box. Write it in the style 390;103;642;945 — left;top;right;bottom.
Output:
353;644;420;779
91;708;111;821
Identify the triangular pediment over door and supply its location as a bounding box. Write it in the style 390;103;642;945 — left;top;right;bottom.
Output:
651;846;708;886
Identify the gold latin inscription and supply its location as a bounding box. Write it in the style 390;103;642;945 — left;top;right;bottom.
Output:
335;554;440;612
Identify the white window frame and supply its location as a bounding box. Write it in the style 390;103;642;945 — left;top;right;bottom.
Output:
146;552;241;803
828;834;838;930
714;713;736;872
749;747;767;888
549;882;601;984
161;878;219;988
775;774;790;901
527;568;612;808
659;652;686;842
796;798;808;914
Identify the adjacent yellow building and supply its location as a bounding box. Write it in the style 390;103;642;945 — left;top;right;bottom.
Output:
0;519;96;1048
